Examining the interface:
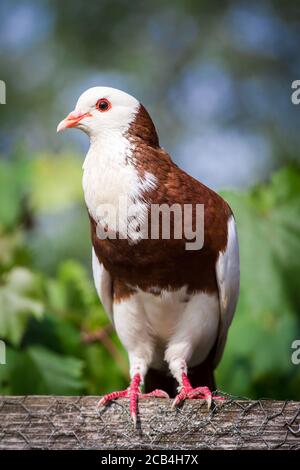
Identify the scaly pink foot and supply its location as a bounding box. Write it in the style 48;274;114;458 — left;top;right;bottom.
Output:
97;373;169;428
172;372;224;410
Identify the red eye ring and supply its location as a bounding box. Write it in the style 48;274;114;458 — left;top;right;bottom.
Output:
96;98;111;112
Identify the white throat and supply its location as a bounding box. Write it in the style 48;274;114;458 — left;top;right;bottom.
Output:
82;131;157;243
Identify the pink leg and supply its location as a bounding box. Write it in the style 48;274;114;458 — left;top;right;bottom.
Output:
172;372;224;409
98;373;169;428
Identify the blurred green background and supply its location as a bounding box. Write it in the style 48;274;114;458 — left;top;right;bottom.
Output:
0;0;300;399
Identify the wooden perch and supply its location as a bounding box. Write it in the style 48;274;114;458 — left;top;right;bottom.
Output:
0;396;299;450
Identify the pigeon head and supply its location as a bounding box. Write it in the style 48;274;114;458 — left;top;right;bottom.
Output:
57;86;140;137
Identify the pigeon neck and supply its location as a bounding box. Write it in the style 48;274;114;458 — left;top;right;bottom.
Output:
127;104;159;148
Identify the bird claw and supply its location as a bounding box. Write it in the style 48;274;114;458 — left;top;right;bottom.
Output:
97;389;128;407
140;389;169;399
131;411;137;430
172;373;225;410
205;393;212;410
97;373;169;428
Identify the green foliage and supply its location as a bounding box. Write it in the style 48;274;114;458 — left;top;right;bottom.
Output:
3;346;84;395
0;151;32;229
0;267;44;346
0;150;299;398
217;167;300;398
30;153;83;213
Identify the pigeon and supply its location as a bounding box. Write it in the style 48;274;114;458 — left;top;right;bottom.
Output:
57;87;240;427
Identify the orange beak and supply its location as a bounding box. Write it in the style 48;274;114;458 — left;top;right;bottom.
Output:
57;111;91;132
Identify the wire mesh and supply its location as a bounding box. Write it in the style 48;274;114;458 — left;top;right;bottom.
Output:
0;393;299;450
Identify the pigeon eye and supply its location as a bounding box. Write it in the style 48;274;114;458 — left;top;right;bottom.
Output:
96;98;111;112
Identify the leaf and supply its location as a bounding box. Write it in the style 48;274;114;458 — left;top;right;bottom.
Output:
9;346;84;395
23;313;82;357
0;267;44;345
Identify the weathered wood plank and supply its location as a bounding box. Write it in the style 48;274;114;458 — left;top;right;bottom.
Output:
0;396;299;450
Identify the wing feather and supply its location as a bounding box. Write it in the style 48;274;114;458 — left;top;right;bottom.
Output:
92;248;113;323
214;215;240;366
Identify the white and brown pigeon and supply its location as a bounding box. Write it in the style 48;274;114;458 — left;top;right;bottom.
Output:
57;87;240;427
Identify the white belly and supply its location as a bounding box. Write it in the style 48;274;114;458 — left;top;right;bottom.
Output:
113;287;220;371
